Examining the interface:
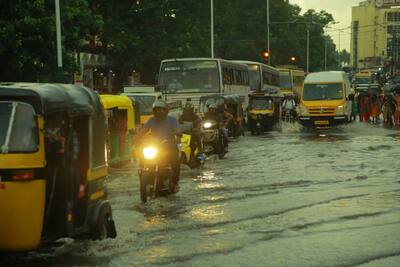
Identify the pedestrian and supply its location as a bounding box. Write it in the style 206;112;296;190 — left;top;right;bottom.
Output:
359;93;370;122
370;95;381;124
394;92;400;126
349;94;359;122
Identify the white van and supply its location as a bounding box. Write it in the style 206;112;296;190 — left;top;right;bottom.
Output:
297;71;352;128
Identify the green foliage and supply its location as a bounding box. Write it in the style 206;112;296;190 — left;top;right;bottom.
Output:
0;0;101;82
0;0;342;83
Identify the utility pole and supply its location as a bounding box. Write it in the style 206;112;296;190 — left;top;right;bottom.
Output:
307;25;310;73
211;0;214;58
55;0;63;76
338;30;341;69
267;0;270;65
325;34;328;71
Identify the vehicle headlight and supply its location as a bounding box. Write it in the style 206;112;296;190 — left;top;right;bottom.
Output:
143;147;158;159
336;105;344;115
298;105;308;116
203;122;213;129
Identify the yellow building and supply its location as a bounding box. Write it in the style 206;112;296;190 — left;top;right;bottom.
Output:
351;0;400;70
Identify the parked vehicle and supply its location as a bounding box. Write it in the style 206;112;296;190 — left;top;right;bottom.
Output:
0;83;116;252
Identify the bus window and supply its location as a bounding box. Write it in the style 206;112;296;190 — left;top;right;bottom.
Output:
279;72;292;89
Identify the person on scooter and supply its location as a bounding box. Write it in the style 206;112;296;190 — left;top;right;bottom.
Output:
282;94;297;120
135;99;181;193
179;99;204;160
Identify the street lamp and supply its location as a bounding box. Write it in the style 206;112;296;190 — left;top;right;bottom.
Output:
290;56;296;63
267;0;270;64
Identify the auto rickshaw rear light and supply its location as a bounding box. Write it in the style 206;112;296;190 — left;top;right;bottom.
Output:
12;170;34;181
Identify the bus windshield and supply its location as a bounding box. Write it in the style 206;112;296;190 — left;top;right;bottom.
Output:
303;83;344;101
0;102;38;153
248;64;261;91
250;98;273;110
279;72;292;89
159;60;220;93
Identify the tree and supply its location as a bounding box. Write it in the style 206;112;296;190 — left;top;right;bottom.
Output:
0;0;102;82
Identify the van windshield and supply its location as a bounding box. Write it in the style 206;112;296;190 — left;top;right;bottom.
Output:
303;83;344;101
0;102;38;153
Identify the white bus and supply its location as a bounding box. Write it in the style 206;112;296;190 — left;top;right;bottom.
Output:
157;58;250;109
233;60;280;94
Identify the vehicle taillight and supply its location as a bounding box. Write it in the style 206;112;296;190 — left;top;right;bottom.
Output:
12;170;34;181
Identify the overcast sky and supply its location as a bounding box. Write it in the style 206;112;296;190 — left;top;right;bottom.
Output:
289;0;362;51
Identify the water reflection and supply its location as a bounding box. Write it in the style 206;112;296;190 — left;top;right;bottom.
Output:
189;205;226;222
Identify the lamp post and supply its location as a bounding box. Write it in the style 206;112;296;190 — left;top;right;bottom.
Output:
55;0;62;68
267;0;270;64
211;0;214;58
306;25;309;73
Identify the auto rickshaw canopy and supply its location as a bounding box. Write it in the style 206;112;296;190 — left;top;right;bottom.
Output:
0;83;103;117
100;94;135;130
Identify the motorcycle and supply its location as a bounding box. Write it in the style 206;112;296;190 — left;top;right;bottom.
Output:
202;120;226;159
282;108;297;123
137;138;174;203
179;121;204;168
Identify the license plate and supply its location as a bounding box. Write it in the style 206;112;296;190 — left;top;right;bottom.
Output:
314;120;329;125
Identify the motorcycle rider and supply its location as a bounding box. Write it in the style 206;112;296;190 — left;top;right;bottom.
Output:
179;100;204;160
135;99;181;193
204;103;230;152
282;94;297;120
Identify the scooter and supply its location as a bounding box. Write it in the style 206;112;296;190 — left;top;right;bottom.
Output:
179;122;204;168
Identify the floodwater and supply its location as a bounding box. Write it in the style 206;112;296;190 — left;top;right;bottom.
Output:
2;123;400;267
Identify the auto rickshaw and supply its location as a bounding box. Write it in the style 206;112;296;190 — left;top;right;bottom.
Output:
100;94;136;167
247;92;282;134
0;83;116;252
199;94;244;138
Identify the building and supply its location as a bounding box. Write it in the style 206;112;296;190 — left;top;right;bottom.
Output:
351;0;400;72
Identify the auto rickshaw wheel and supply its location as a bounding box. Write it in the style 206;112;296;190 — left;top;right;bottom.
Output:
93;212;117;240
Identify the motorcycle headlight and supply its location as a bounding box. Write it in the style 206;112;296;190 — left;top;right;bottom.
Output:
336;105;344;115
143;147;158;160
203;122;213;129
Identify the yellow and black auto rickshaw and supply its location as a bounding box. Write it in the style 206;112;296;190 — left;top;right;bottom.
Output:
0;83;116;252
247;92;282;134
199;94;244;138
100;94;136;167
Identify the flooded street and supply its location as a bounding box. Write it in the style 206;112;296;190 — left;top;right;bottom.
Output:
3;123;400;267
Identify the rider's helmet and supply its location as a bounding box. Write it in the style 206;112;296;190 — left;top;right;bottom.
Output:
184;98;194;114
208;103;217;112
152;99;168;120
